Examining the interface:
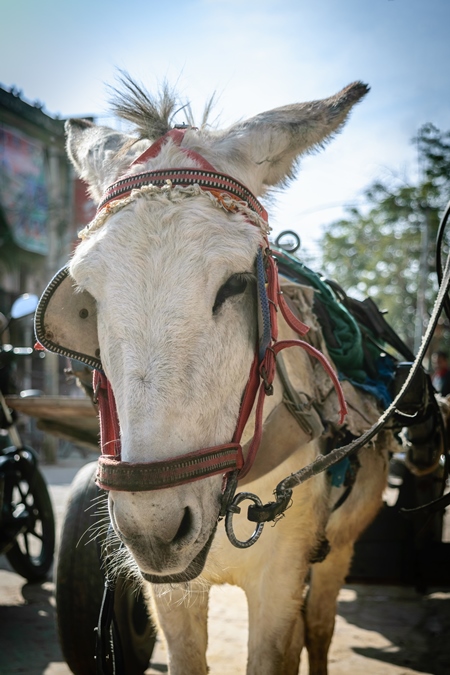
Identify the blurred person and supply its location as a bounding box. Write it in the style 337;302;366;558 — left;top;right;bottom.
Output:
431;350;450;396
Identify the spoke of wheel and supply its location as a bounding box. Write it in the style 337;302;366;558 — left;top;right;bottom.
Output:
28;526;44;542
18;482;29;500
22;532;31;557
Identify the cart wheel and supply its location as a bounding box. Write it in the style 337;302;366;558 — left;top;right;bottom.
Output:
6;465;55;582
56;461;156;675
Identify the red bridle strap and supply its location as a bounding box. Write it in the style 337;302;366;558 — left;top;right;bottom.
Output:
94;371;121;458
97;437;243;492
94;254;347;491
131;129;218;172
233;257;347;481
97;129;268;222
97;168;268;221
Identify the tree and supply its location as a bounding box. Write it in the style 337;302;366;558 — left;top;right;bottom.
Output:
320;124;450;350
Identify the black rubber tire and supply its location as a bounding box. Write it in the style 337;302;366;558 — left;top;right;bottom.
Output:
5;465;55;582
55;461;156;675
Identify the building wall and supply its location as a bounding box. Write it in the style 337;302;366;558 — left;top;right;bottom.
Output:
0;86;95;401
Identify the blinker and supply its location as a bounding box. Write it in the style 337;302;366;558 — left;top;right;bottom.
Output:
34;266;101;370
36;248;270;374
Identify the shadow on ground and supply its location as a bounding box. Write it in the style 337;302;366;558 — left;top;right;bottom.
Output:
337;584;450;675
0;559;66;675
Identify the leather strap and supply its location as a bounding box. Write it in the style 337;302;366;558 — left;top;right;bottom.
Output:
99;128;268;220
131;129;217;171
94;371;120;457
98;168;268;221
96;442;243;492
95;251;347;490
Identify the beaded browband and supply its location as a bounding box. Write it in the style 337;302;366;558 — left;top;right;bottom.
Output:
98;168;267;221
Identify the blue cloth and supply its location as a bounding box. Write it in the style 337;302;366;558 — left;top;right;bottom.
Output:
340;354;396;409
328;456;351;487
329;356;396;487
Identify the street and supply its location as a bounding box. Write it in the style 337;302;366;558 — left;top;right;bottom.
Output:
0;456;450;675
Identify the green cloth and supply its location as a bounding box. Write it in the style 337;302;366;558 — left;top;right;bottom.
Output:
273;249;367;382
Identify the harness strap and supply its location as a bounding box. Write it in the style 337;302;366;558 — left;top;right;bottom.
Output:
95;252;347;490
96;441;243;492
98;168;268;220
98;128;268;221
131;128;218;172
94;372;121;457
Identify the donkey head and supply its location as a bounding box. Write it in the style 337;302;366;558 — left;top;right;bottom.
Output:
66;80;368;582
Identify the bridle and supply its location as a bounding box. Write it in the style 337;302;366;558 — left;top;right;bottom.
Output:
93;128;348;529
40;127;450;675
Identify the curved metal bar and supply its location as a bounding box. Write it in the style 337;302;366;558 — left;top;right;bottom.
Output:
225;492;265;548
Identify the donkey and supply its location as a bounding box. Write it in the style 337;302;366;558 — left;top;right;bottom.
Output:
57;79;396;674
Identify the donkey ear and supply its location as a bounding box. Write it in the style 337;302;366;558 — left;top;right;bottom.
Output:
65;119;138;202
210;82;369;196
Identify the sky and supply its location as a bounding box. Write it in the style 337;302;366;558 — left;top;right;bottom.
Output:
1;0;449;261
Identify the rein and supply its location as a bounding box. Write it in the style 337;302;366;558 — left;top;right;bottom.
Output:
93;128;347;523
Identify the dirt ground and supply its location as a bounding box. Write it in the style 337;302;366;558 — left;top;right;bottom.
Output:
0;457;449;675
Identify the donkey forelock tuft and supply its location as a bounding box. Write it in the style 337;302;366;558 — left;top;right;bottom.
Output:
109;71;180;139
109;71;217;140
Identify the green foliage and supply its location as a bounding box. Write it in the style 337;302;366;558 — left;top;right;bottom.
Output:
321;124;450;348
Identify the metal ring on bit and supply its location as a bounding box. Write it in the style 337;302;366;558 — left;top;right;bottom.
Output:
225;492;265;548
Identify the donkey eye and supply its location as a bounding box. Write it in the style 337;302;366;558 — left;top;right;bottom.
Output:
213;274;249;314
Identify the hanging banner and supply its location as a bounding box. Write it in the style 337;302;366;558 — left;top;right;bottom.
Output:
0;124;49;255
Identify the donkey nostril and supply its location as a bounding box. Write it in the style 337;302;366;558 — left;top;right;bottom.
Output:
173;507;192;543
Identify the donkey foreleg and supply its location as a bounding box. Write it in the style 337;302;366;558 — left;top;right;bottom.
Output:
147;583;209;675
305;442;388;675
244;554;309;675
304;541;354;675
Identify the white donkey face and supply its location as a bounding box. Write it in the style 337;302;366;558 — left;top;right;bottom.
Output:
67;80;368;581
71;195;261;579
